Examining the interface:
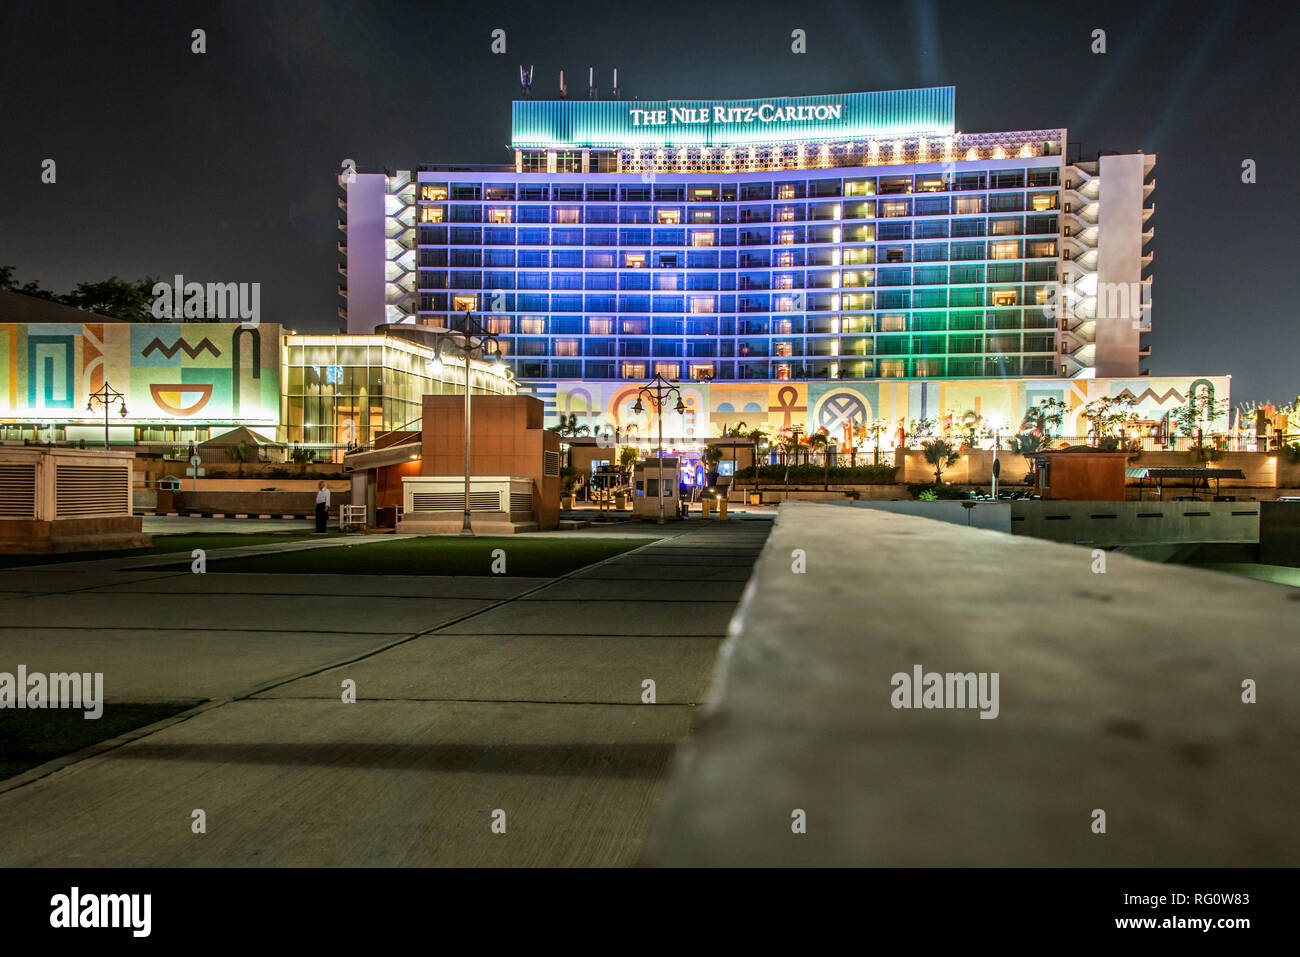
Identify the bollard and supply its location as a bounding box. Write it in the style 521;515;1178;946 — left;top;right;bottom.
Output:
701;498;711;518
719;497;728;520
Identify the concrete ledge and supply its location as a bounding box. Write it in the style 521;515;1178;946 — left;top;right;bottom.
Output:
644;502;1300;866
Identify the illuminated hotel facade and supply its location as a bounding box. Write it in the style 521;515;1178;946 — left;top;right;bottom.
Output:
337;86;1201;444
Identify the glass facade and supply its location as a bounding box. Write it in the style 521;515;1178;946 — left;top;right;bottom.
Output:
410;164;1064;381
281;334;514;455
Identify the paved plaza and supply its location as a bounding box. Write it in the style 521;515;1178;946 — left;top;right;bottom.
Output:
0;518;771;867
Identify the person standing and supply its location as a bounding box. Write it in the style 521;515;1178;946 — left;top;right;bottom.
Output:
315;480;331;533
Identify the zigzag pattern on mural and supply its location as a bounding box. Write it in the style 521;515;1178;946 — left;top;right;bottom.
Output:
141;337;221;359
1114;387;1185;406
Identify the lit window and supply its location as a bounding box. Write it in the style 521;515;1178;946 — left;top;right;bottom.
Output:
421;185;447;201
420;206;444;223
624;253;646;268
993;291;1019;307
554;339;580;357
657;209;681;224
1031;193;1057;211
519;317;545;334
777;230;795;245
487;207;512;223
778;207;796;222
690;230;714;247
621;362;647;380
778;185;796;199
587;317;613;335
775;363;792;379
485;317;511;335
453;295;478;312
775;341;793;357
653;362;680;379
776;252;794;267
689;363;715;380
990;241;1020;260
554;208;580;224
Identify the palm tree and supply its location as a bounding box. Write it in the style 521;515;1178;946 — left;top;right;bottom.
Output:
921;438;960;485
718;420;748;481
227;439;255;479
289;445;314;476
1007;431;1053;485
804;427;832;489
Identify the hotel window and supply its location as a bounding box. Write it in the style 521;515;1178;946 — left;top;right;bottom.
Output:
777;207;796;222
1030;192;1058;211
777;184;797;199
554;338;580;357
777;230;796;245
485;317;511;335
689;187;716;201
689;363;715;380
421;185;448;201
420;206;444;223
992;291;1019;307
774;341;794;357
555;151;581;173
587;317;614;335
554;207;581;224
953;196;985;215
1027;240;1057;258
690;230;715;247
774;296;796;312
990;241;1021;260
518;317;546;334
775;251;795;267
689;296;715;313
772;318;794;334
653;361;680;379
844;179;875;196
624;253;646;268
453;295;478;312
774;274;794;289
485;207;512;223
879;200;910;218
691;209;716;223
657;208;682;224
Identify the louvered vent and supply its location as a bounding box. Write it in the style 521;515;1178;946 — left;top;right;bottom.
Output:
410;490;503;512
55;465;129;518
544;450;560;476
0;464;37;518
509;491;531;513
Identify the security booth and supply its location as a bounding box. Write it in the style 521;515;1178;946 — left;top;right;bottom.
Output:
591;464;632;508
632;456;681;521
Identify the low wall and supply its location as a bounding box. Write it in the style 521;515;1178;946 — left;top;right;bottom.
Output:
167;489;352;517
0;515;149;555
643;502;1300;866
834;499;1012;532
1010;500;1260;546
1259;501;1300;565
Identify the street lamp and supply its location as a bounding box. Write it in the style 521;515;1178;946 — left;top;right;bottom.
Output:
631;373;686;524
442;307;509;537
86;381;128;450
989;416;1005;499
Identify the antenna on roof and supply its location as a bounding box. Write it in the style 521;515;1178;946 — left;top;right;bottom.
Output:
588;67;597;99
518;64;533;98
612;68;620;100
559;70;568;99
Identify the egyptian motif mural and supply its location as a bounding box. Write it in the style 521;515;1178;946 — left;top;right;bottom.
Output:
0;323;281;425
520;375;1232;443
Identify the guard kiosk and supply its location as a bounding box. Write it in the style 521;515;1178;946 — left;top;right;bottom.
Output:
632;456;681;521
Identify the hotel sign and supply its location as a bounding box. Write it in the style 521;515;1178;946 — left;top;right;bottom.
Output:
512;87;956;149
629;103;844;127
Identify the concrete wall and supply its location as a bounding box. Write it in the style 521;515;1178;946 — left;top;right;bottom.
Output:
1094;153;1146;377
344;172;389;334
837;498;1012;532
1010;500;1260;546
1259;501;1300;565
644;502;1300;866
169;489;352;517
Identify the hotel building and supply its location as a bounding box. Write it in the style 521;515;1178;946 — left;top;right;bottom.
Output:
336;86;1193;446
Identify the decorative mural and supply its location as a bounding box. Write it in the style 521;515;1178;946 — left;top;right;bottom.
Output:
0;323;281;426
536;375;1232;443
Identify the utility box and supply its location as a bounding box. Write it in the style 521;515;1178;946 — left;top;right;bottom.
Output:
632;456;681;521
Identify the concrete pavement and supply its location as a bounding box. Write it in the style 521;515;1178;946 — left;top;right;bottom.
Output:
0;518;771;866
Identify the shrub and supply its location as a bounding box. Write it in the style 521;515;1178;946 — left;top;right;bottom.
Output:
733;464;897;484
908;482;972;500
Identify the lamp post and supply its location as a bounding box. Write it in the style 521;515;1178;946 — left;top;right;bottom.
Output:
436;308;508;537
86;380;128;450
631;373;685;524
990;416;1004;499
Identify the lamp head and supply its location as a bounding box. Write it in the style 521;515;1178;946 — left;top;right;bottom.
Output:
632;398;644;415
674;398;686;414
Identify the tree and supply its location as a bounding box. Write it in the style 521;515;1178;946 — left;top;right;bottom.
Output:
547;413;589;467
858;417;889;466
803;427;832;489
954;409;984;449
701;444;723;481
227;440;256;478
1007;431;1053;484
718;420;748;481
1173;384;1229;457
289;446;314;475
921;438;960;485
1020;397;1067;436
1081;396;1139;448
618;445;638;471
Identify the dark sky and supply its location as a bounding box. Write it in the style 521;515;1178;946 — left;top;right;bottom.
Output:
2;0;1297;404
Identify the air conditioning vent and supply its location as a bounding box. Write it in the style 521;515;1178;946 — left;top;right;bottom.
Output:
0;464;37;517
55;465;129;518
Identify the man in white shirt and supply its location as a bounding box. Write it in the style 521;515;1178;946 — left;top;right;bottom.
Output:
315;481;331;533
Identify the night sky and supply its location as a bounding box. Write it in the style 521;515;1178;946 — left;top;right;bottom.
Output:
2;0;1296;404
